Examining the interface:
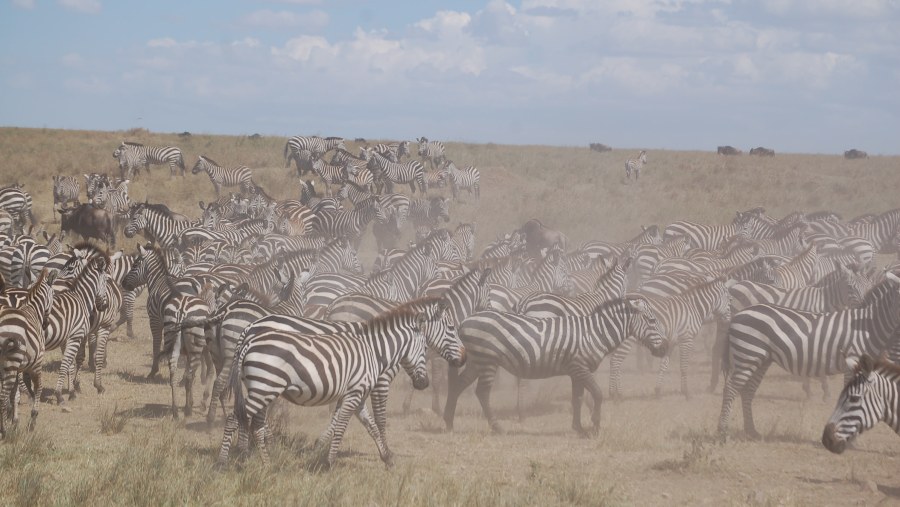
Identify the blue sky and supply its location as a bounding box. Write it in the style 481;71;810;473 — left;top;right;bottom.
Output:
1;0;898;154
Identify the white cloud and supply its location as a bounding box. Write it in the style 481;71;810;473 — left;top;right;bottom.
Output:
12;0;35;9
147;38;177;48
232;37;261;48
415;10;472;34
271;35;331;62
61;53;84;68
762;0;897;17
242;9;329;30
58;0;101;14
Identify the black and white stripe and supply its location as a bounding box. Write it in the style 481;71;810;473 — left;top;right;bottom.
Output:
52;175;81;219
717;273;900;439
821;355;900;454
444;296;668;435
441;160;480;200
624;150;647;181
191;156;254;196
416;137;446;170
284;136;346;173
114;141;186;178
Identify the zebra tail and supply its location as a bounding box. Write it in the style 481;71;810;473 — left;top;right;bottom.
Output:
226;329;252;434
720;331;731;379
283;142;291;168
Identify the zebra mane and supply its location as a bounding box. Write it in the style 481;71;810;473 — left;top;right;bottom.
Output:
324;136;343;141
124;141;144;147
363;295;444;328
590;295;645;315
860;276;900;306
137;202;179;219
199;155;220;167
852;354;900;379
71;241;110;265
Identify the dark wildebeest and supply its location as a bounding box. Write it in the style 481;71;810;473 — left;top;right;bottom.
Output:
589;143;612;153
749;147;775;157
59;203;116;248
844;149;868;160
717;146;741;155
517;219;569;259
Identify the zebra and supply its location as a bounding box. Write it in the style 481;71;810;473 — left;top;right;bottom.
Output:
410;197;451;240
114;141;186;178
90;179;132;234
160;289;211;418
850;208;900;253
708;263;871;396
518;258;629;318
444;296;668;435
0;184;35;234
309;157;349;196
83;173;110;201
366;150;427;194
718;272;900;440
663;214;752;251
124;202;197;249
112;142;148;179
218;300;452;467
821;354;900;454
283;136;346;172
310;198;387;247
450;222;477;262
42;255;110;404
191;156;254;197
368;141;411;163
51;175;80;220
441;160;480;200
609;276;734;400
772;243;821;288
0;269;56;437
416;137;446;170
624;150;647;181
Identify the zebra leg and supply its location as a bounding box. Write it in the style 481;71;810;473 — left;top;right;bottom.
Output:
55;334;84;403
0;372;15;438
570;377;586;436
516;377;532;422
207;356;229;428
148;317;163;379
443;365;479;431
739;360;771;439
708;319;728;393
183;345;202;418
27;370;41;432
474;367;502;434
168;330;183;419
802;377;813;400
355;404;394;468
250;411;270;466
654;346;673;398
608;337;635;400
820;377;830;402
718;359;756;440
218;412;240;466
327;391;365;467
679;338;694;400
93;327;111;395
430;358;446;416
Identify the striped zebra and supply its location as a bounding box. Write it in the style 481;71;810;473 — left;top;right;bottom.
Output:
160;289;211;418
218;300;452;467
309;157;349;196
51;175;80;220
367;150;427;194
83;173;110;201
708;263;871;396
444;296;668;435
0;269;55;437
624;150;647;182
441;160;480;200
91;179;132;234
369;141;411;162
42;255;110;403
772;243;821;288
718;272;900;439
850;208;900;253
112;142;147;179
410;197;451;240
124;202;197;249
822;355;900;454
518;259;629;318
191;156;254;197
0;210;11;235
283;136;346;173
664;214;752;251
424;169;447;190
609;276;734;399
416;137;446;170
114;141;186;178
310;198;386;246
0;184;35;234
489;246;574;312
450;222;477;262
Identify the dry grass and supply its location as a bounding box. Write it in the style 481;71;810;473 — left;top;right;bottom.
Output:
0;127;899;505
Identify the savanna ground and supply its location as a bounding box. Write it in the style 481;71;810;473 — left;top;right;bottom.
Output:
0;127;899;506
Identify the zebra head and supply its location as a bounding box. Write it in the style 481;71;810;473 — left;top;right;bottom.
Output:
822;354;885;454
123;207;146;238
419;299;465;368
626;297;668;358
191;156;207;175
87;256;111;312
113;142;125;159
122;244;153;291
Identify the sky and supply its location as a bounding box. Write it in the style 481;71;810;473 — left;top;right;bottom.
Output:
1;0;898;154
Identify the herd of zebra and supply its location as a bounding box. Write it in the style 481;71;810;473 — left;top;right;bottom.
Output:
0;136;898;470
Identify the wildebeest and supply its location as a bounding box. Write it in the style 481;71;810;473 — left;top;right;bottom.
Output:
589;143;612;153
59;204;116;248
749;147;775;157
518;218;569;259
844;149;868;160
717;146;741;155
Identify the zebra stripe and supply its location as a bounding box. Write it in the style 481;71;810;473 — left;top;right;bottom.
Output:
0;269;55;437
664;214;751;251
218;299;452;467
624;150;647;181
0;184;35;234
191;156;254;196
367;151;427;194
124;203;198;249
444;296;667;435
283;136;346;172
114;141;185;178
822;355;900;454
42;256;110;403
416;137;446;170
52;175;81;218
717;273;900;439
441;160;480;200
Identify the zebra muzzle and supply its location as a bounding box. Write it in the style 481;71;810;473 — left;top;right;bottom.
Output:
450;347;467;368
412;373;430;391
821;423;846;454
